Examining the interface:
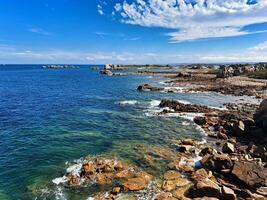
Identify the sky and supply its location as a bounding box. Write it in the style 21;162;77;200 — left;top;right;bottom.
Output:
0;0;267;64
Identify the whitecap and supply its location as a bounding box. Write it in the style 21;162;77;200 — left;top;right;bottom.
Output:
149;100;161;107
119;100;138;106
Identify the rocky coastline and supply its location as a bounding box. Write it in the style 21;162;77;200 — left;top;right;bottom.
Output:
53;64;267;200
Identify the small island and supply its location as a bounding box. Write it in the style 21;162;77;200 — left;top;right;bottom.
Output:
42;65;80;69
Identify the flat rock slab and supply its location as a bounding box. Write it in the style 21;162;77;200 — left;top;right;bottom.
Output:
232;161;267;188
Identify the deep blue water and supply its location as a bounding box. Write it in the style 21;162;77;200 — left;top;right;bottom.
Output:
0;65;257;200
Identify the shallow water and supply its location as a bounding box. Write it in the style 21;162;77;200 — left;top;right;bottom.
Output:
0;65;260;199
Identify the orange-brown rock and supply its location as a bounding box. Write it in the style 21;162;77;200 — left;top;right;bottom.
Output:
67;174;80;186
111;187;121;195
164;170;182;180
154;192;176;200
123;177;149;191
82;162;95;175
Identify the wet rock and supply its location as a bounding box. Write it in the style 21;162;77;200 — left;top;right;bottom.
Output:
123;172;152;191
191;178;221;198
176;145;193;153
222;142;235;154
201;154;233;172
231;161;267;188
159;99;216;113
100;70;113;76
67;174;80;186
221;186;236;200
123;177;149;191
194;116;207;125
137;84;163;92
181;139;195;146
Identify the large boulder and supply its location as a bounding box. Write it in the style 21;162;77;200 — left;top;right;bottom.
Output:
254;99;267;132
231;161;267;188
201;154;233;172
190;178;221;198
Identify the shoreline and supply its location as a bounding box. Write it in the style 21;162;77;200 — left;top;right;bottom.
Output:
50;65;266;200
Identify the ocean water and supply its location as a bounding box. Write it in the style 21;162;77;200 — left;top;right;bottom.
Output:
0;65;260;199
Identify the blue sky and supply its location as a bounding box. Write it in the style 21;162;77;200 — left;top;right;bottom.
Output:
0;0;267;64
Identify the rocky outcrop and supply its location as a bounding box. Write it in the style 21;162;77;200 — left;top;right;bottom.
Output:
137;84;164;92
159;99;217;113
100;70;113;76
217;63;267;78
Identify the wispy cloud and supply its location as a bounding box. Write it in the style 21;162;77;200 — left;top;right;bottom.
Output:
111;0;267;42
249;40;267;51
1;41;267;64
97;4;104;15
28;28;53;36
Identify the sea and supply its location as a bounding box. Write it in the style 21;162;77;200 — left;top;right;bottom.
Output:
0;65;260;199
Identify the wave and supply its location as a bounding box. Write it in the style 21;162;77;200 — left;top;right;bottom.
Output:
118;100;138;106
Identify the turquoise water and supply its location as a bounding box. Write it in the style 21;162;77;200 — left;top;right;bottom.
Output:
0;65;257;199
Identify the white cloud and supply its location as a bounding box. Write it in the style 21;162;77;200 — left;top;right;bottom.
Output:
249;40;267;51
97;4;104;15
28;28;53;36
113;0;267;42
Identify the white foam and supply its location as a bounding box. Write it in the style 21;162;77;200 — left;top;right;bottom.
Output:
66;163;82;176
119;100;138;106
149;100;161;107
52;177;68;185
158;112;205;121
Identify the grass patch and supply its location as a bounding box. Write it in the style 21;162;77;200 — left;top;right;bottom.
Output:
247;69;267;79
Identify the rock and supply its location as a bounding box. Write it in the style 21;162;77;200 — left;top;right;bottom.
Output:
222;142;235;154
159;99;216;113
231;161;267;188
176;145;193;152
191;178;221;198
217;132;228;140
111;187;121;195
123;177;149;191
82;162;95;176
254;99;267;132
181;139;195;146
67;174;80;186
201;154;233;172
194;116;207;125
162;180;177;191
154;192;176;200
164;170;182;180
100;70;113;76
199;147;216;157
233;120;245;134
137;84;163;92
192;169;209;181
221;186;236;200
172;184;192;200
256;187;267;196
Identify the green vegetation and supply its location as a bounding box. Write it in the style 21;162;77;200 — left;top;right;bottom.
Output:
247;69;267;79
